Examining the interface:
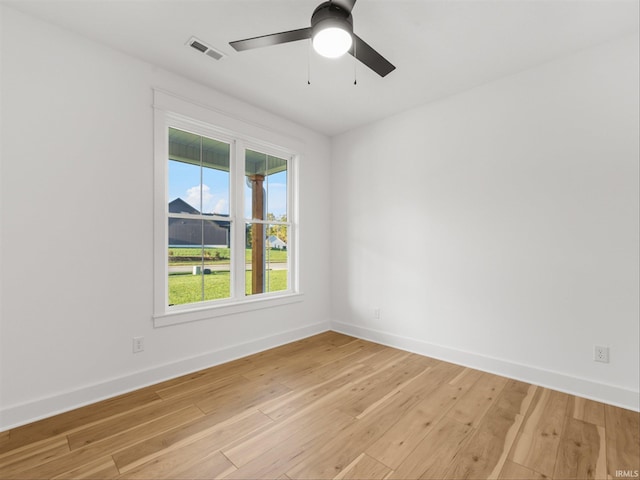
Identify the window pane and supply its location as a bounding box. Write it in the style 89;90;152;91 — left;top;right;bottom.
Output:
169;217;203;248
168;219;232;305
267;156;288;222
246;222;288;296
202;136;230;215
245;150;267;220
168;218;203;306
266;224;288;293
245;222;265;296
202;219;232;301
245;149;288;222
169;128;203;212
169;128;231;216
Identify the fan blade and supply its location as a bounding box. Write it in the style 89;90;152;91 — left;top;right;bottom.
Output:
332;0;357;13
230;27;312;51
350;34;395;77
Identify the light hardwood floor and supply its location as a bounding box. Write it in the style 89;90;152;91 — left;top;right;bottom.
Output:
1;332;638;479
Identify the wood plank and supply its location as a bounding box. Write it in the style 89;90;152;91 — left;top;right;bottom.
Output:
222;410;355;479
240;354;321;384
259;366;368;421
448;367;484;388
335;355;429;418
495;379;533;413
267;332;337;357
246;335;357;372
67;396;197;450
366;382;461;469
287;391;422;479
553;417;604;480
279;341;377;390
8;443;120;480
508;388;569;478
487;382;537;479
0;389;162;453
604;405;640;478
165;376;255;409
357;347;409;371
446;371;508;427
400;361;465;398
0;436;70;477
442;402;525;480
319;331;359;347
121;444;234;479
0;430;10;444
439;381;537;480
571;397;605;427
286;338;362;364
148;356;255;399
386;417;474;480
171;451;236;480
222;406;354;468
51;456;120;480
73;404;205;460
195;377;292;416
113;409;271;473
333;453;391;480
497;460;546;479
6;406;204;479
155;369;250;400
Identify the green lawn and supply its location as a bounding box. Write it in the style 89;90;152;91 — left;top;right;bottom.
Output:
168;248;287;265
168;269;288;305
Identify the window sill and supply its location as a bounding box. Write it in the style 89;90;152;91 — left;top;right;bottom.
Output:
153;292;304;328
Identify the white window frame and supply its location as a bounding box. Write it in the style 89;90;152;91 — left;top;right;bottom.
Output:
152;90;302;327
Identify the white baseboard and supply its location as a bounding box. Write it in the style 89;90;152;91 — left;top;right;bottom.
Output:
332;320;640;412
0;321;330;431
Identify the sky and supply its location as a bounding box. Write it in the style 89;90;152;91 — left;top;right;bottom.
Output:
169;160;288;219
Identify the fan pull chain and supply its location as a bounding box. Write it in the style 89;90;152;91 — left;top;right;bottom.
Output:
353;40;357;85
307;40;312;85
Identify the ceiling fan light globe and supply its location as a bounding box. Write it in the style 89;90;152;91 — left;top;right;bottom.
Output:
313;27;352;58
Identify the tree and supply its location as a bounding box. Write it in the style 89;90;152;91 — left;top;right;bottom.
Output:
266;213;287;244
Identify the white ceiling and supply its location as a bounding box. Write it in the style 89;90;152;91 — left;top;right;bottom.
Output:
6;0;639;136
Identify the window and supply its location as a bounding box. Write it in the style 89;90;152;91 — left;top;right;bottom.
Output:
153;91;300;326
244;149;290;296
168;127;232;306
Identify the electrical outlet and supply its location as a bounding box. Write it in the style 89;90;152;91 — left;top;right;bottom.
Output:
594;345;609;363
374;308;381;320
133;336;144;353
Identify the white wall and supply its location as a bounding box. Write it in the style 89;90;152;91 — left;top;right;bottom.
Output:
331;33;640;410
0;6;332;429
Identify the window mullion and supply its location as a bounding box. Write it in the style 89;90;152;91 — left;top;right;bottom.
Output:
287;154;295;293
168;213;229;221
249;220;290;225
232;140;246;299
200;136;205;302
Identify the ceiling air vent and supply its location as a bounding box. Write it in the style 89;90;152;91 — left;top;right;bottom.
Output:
187;36;226;61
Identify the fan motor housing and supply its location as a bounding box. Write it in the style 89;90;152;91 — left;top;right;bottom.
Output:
311;2;354;36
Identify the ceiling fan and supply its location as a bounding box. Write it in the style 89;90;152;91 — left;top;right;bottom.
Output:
229;0;395;78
